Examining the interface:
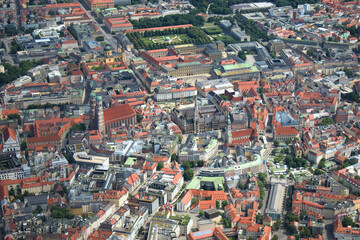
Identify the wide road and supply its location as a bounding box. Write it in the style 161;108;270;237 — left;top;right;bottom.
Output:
2;37;16;65
77;0;137;66
77;0;118;50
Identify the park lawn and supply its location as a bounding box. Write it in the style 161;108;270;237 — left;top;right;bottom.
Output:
213;35;238;43
141;34;190;44
204;22;215;27
204;26;223;35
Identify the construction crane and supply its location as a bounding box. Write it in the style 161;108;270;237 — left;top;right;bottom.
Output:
176;82;186;109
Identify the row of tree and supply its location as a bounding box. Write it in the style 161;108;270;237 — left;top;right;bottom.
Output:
257;172;267;209
131;14;204;29
127;27;212;50
190;0;319;15
234;16;272;42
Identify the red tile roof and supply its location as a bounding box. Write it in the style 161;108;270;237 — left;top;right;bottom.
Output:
103;104;136;125
127;172;140;186
1;109;19;116
93;189;127;200
2;127;16;142
275;126;299;136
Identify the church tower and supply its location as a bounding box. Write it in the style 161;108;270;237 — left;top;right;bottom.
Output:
96;96;105;138
225;113;232;145
104;45;112;56
194;98;200;134
121;47;126;62
90;93;97;130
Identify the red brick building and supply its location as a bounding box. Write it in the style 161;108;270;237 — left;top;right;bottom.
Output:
103;104;136;133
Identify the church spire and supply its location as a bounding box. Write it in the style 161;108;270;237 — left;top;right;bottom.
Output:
226;112;232;145
194;98;200;134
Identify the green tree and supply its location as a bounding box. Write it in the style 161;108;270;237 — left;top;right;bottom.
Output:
320;117;334;126
314;169;323;175
300;227;311;238
10;41;21;54
222;218;230;228
285;139;292;145
182;161;191;170
70;123;86;131
216;200;220;209
274;140;280;147
221;200;229;208
184;169;194;181
274;219;281;230
95;36;105;41
343;158;358;168
197;160;205;167
9;188;15;196
344;67;354;78
258;172;267;183
7;113;21;125
138;226;144;236
285;148;290;155
300;211;306;220
272;234;279;240
156;162;164;171
342;216;355;227
171;153;178;162
238;51;246;61
32;205;43;214
288;225;297;235
306;48;316;58
199;210;205;217
5;25;18;36
221;95;230;101
256;213;263;224
50;206;74;219
287;213;300;222
318;158;326;169
136;113;143;123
